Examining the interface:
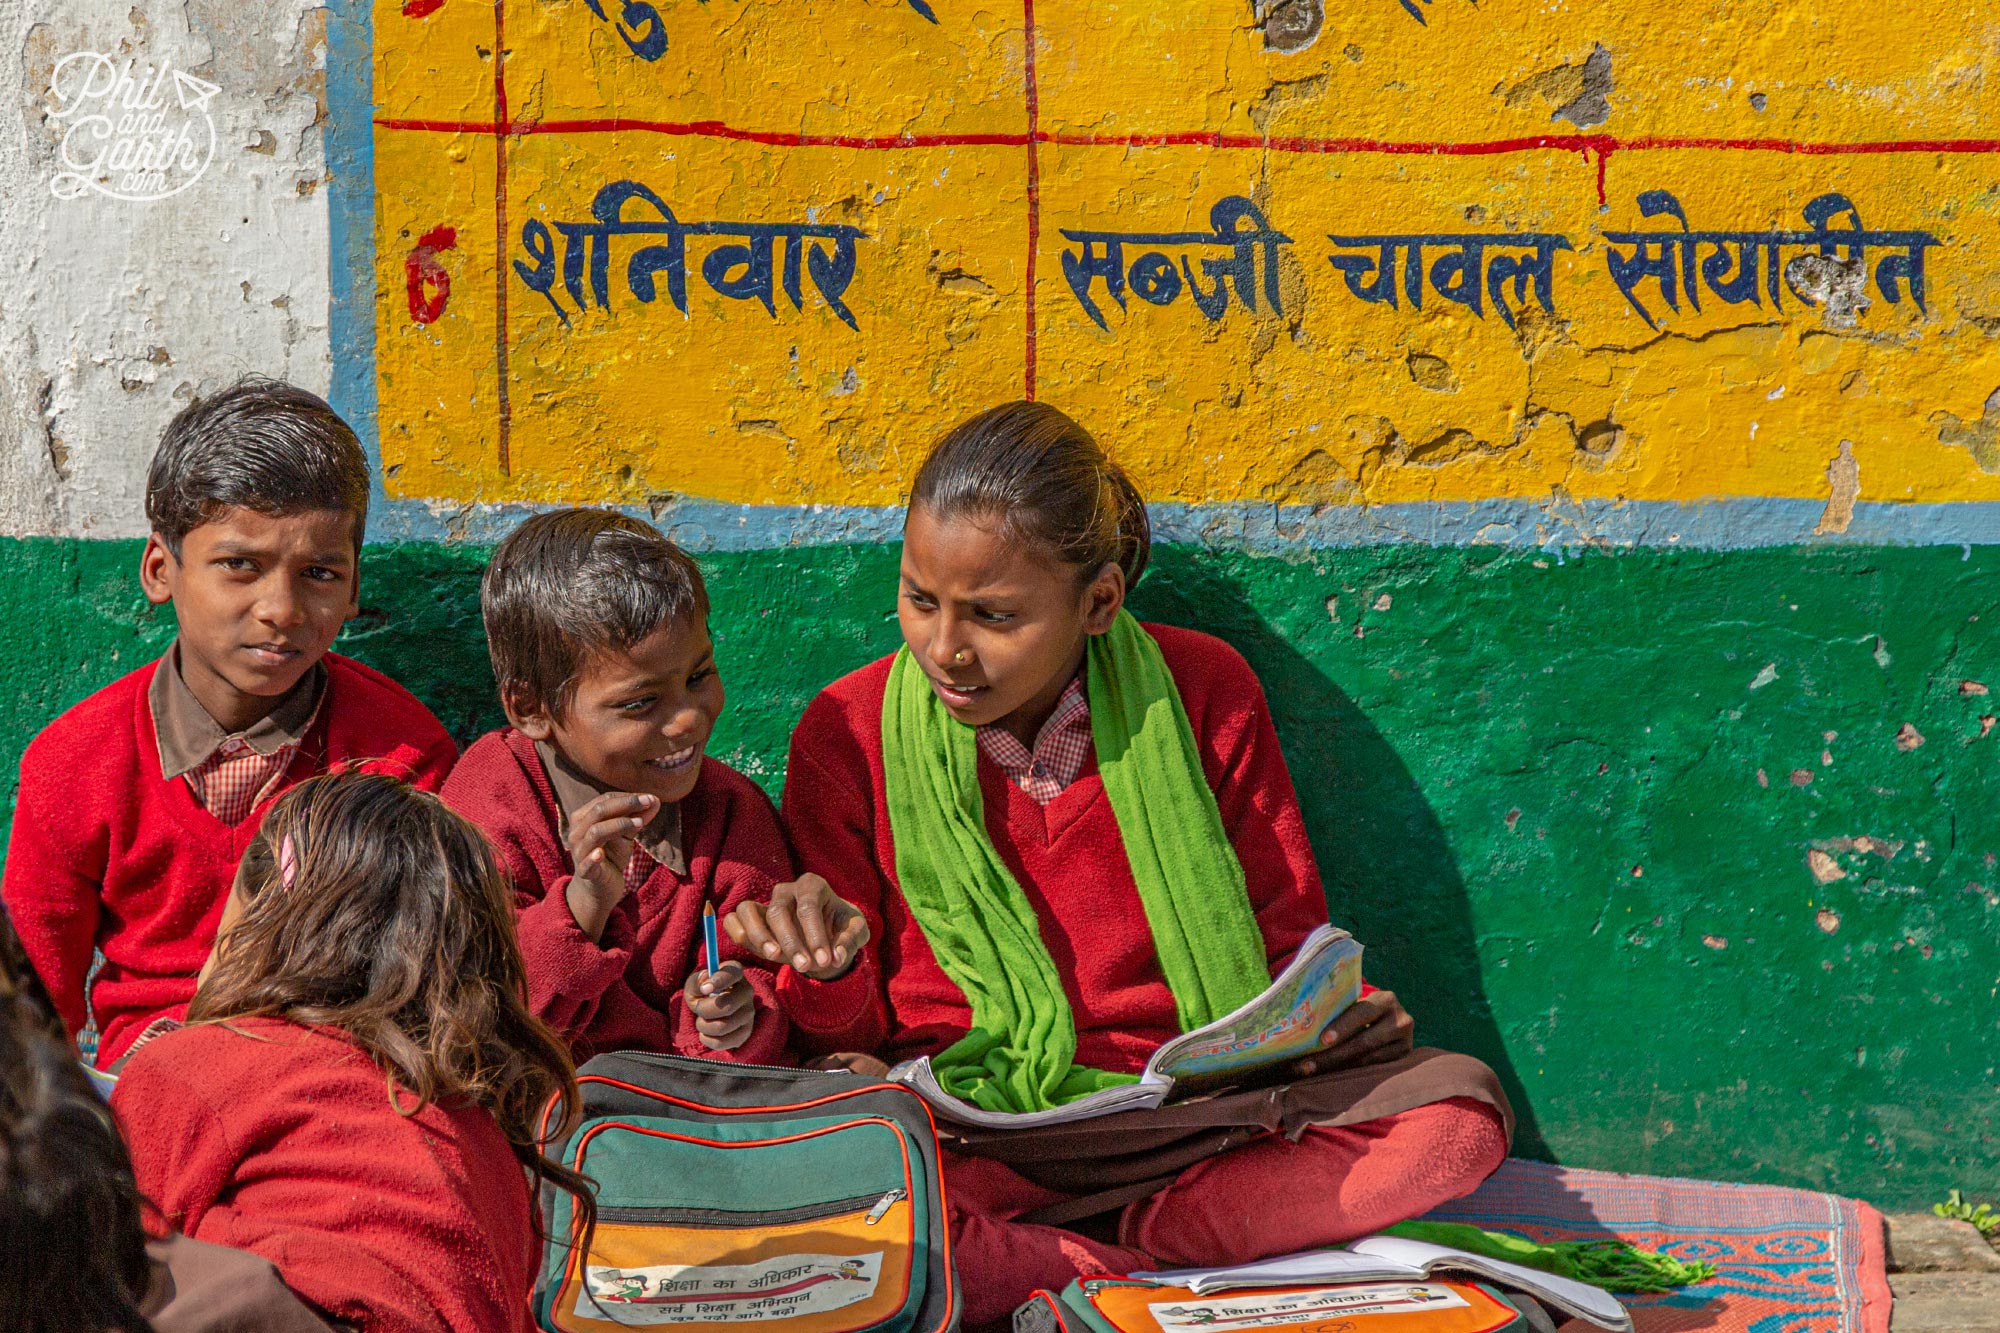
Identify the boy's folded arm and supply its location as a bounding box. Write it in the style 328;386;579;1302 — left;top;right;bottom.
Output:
2;747;109;1041
512;873;649;1039
462;794;648;1036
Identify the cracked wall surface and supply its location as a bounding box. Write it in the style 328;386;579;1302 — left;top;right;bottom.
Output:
357;0;2000;517
1;0;329;538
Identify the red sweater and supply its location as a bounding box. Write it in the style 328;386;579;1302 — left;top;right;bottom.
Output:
441;728;795;1064
779;623;1330;1070
1;653;456;1066
113;1017;535;1333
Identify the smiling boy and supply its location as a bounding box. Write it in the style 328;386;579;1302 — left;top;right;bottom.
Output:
1;379;457;1067
441;509;868;1064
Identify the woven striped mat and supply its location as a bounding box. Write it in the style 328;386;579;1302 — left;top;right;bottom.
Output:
1419;1159;1891;1333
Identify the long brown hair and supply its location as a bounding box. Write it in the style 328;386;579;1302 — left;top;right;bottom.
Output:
190;770;594;1234
910;400;1151;587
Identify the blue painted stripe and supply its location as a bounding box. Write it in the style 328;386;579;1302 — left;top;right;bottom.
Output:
324;0;380;517
365;496;2000;551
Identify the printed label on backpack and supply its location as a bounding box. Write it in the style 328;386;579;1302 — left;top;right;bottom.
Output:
1147;1284;1470;1330
576;1251;885;1326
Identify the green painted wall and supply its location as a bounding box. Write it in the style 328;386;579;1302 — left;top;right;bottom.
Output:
2;536;1994;1207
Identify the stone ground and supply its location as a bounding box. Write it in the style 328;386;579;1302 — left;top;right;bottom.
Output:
1885;1212;2000;1331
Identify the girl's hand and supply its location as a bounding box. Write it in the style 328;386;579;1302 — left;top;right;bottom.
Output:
1289;990;1416;1079
564;792;657;944
722;873;871;981
686;962;756;1051
808;1052;892;1078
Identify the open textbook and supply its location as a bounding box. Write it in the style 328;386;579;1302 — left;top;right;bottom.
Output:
890;924;1363;1130
1137;1236;1632;1333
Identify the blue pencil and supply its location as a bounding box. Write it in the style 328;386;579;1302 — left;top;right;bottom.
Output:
702;899;722;979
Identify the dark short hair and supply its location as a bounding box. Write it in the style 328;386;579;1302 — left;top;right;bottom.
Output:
145;377;370;555
910;401;1150;587
482;509;710;717
0;921;153;1333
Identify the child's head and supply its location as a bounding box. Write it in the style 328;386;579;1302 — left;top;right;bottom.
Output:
191;770;584;1182
483;508;719;805
139;378;369;722
900;401;1148;734
1;923;155;1333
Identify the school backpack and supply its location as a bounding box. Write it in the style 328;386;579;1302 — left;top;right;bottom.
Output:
1015;1277;1560;1333
533;1052;960;1333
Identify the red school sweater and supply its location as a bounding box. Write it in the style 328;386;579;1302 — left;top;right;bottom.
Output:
441;728;795;1065
0;653;457;1066
113;1017;536;1333
778;622;1332;1070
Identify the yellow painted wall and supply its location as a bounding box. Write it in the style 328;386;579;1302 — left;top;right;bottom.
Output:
373;0;2000;510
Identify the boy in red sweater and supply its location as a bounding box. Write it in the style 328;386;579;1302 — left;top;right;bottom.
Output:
441;509;868;1064
0;379;457;1069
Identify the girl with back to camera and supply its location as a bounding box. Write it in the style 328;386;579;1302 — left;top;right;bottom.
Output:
747;402;1514;1324
111;770;595;1333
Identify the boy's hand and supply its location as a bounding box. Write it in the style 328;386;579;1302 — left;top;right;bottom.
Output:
565;792;658;944
722;874;871;981
685;962;755;1051
1289;990;1416;1080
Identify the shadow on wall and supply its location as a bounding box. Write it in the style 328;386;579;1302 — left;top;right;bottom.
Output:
1131;550;1549;1162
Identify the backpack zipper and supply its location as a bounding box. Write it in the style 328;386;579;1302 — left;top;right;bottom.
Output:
597;1192;894;1229
865;1189;907;1225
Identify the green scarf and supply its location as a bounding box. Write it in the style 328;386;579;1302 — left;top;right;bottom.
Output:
1382;1221;1716;1293
883;611;1270;1113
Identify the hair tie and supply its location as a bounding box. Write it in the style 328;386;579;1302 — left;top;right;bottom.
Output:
278;835;298;889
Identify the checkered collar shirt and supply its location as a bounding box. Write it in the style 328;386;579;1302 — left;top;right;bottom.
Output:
976;676;1091;805
151;644;326;827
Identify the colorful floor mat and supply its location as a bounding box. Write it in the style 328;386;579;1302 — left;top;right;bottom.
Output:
1418;1159;1890;1333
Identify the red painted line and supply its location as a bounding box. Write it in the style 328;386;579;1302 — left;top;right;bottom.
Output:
375;115;1030;148
492;0;511;475
1040;130;2000;157
1042;130;1620;156
1022;0;1039;402
1621;135;2000;154
376;116;2000;161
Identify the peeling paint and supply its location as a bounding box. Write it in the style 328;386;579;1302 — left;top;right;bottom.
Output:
1813;441;1859;536
1253;0;1325;55
1934;389;2000;475
1498;43;1614;129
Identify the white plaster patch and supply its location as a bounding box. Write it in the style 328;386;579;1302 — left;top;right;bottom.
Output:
0;0;330;537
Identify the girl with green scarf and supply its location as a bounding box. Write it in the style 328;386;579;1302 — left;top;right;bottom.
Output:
762;402;1513;1327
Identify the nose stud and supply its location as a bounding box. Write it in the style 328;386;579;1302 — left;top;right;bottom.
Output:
953;650;971;665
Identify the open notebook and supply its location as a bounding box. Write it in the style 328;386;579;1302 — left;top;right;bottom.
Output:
1138;1236;1632;1333
891;925;1363;1129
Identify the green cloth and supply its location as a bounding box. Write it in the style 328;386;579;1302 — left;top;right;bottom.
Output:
1382;1220;1717;1294
882;611;1270;1114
